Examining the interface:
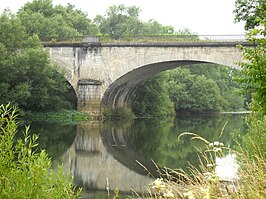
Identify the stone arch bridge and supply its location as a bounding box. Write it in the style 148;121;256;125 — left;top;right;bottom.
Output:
44;37;251;116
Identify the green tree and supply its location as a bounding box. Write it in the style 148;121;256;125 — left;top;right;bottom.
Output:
163;68;224;113
0;12;73;112
131;75;175;117
182;64;245;111
0;104;81;198
235;0;266;114
18;0;99;41
141;19;175;35
94;4;187;39
94;4;143;39
234;0;266;30
131;68;228;117
233;2;266;197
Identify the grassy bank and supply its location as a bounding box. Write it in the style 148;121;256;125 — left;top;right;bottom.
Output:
24;109;88;124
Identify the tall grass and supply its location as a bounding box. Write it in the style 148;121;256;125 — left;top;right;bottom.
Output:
0;104;81;198
144;117;266;199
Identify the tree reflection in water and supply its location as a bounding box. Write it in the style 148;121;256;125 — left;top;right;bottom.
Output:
30;114;246;197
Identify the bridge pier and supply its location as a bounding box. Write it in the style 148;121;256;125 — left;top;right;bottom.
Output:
77;79;103;117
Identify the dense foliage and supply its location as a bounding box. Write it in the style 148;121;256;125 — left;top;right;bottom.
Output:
0;104;80;198
18;1;196;40
235;0;266;148
131;66;245;117
94;4;186;39
183;64;246;110
131;76;175;117
0;12;75;112
233;1;266;198
163;68;224;112
235;0;266;113
234;0;266;30
18;0;99;41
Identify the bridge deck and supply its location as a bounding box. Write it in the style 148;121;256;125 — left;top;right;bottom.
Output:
43;41;253;48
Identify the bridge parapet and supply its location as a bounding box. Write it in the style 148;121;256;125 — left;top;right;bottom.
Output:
43;34;247;45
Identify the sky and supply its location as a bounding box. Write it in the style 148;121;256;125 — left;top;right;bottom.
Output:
0;0;245;35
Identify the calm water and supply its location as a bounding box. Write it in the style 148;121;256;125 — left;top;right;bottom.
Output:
29;114;246;198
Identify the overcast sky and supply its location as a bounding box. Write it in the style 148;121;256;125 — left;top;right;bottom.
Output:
0;0;245;35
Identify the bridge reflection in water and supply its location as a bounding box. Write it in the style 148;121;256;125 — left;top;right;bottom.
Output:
62;121;156;194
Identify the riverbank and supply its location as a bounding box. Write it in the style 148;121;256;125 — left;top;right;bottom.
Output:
24;109;89;124
220;111;252;114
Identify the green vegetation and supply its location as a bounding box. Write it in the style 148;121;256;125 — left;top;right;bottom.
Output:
18;0;99;41
131;66;245;117
143;1;266;198
0;1;199;120
131;75;175;117
25;109;88;124
0;11;75;113
233;1;266;197
1;1;242;119
0;104;81;198
94;4;196;39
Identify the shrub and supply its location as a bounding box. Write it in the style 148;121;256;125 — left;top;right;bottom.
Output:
103;107;135;120
0;104;81;198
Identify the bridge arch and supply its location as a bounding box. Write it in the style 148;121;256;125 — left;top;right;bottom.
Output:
46;41;248;116
101;60;233;110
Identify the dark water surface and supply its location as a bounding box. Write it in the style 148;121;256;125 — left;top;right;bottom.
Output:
29;114;246;198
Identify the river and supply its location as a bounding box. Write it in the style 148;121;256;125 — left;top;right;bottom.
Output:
29;113;247;198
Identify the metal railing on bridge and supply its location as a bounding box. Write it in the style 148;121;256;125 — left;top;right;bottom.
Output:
42;34;246;44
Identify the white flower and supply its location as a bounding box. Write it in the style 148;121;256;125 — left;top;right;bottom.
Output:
183;191;195;199
151;178;165;190
206;163;213;168
219;142;224;147
203;172;213;177
213;141;220;147
200;187;210;199
164;189;174;198
208;143;214;148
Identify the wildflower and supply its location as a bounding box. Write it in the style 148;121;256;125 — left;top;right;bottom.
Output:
208;143;214;148
203;172;214;181
183;191;195;199
213;141;220;147
219;142;224;147
151;178;165;190
203;172;213;178
206;163;213;168
200;187;210;199
215;148;222;152
163;189;174;198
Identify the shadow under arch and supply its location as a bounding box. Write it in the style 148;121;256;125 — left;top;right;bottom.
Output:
64;80;78;110
101;60;216;109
